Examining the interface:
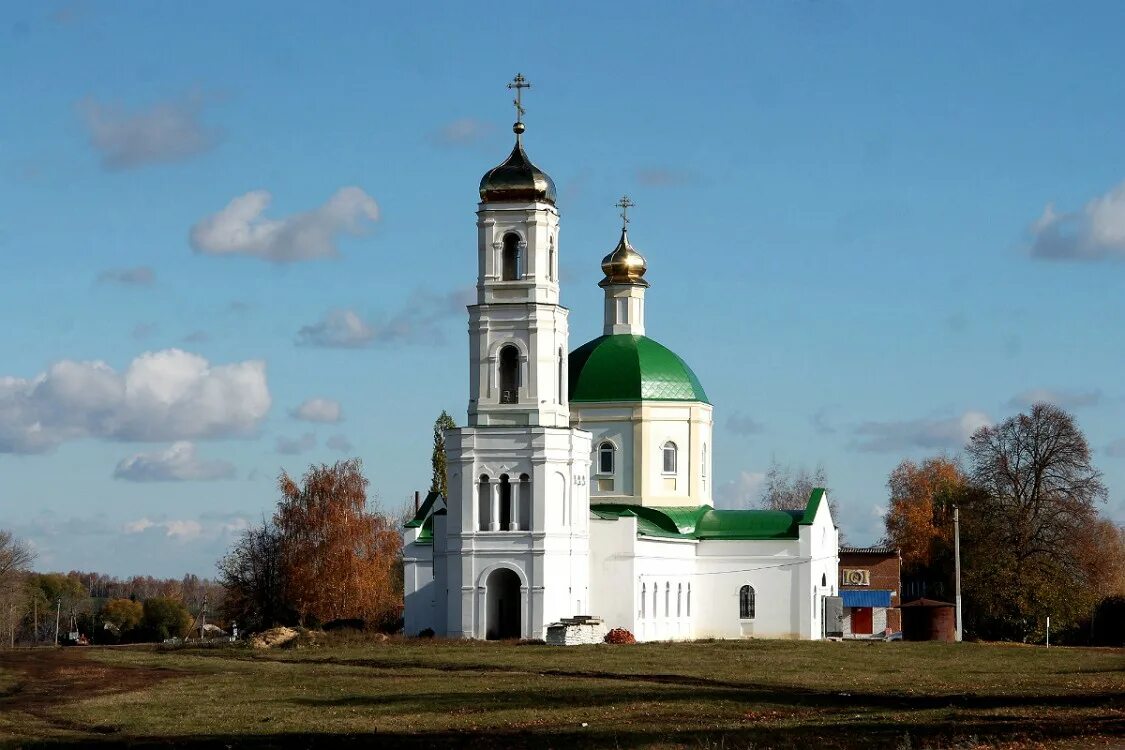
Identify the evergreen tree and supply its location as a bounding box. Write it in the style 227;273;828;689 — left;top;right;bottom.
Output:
430;410;457;498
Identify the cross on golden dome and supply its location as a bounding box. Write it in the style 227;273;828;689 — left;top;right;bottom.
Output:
508;73;531;135
615;195;635;230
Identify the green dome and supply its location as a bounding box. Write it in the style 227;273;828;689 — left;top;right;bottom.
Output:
568;334;709;404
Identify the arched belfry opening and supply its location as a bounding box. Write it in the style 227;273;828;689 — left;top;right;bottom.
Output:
501;233;521;281
485;568;521;640
498;474;512;530
499;345;519;404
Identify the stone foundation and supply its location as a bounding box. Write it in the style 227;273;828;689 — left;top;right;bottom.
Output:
545;615;607;646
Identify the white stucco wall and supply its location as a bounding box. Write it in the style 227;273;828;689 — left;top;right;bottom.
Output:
572;401;713;508
402;530;435;636
438;425;591;640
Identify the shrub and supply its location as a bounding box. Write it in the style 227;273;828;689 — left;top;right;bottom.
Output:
142;596;193;641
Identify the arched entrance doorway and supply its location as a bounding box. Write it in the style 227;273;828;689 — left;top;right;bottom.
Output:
485;568;521;640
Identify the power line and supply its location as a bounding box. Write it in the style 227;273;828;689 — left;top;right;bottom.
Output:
637;553;839;579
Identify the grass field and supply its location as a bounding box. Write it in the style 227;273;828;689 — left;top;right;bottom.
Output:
1;638;1122;748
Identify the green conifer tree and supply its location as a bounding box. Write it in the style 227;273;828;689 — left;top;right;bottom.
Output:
430;411;457;498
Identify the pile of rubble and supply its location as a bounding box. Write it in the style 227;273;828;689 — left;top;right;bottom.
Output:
545;615;607;646
249;627;299;649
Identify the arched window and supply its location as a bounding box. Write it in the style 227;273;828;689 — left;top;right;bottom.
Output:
499;345;519;404
641;583;647;619
677;583;683;617
739;584;755;620
652;582;658;616
665;582;671;617
519;473;531;531
499;474;512;530
687;583;691;617
598;442;615;475
662;441;678;474
501;233;521;281
821;573;827;587
548;243;556;281
478;474;490;531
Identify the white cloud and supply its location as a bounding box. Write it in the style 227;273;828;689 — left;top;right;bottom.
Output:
113;441;236;482
78;92;219;170
852;410;991;453
636;167;698;187
123;518;203;540
190;188;379;263
164;520;204;539
0;349;270;453
123;518;155;534
326;434;353;453
290;397;342;423
1106;438;1125;459
431;117;494;147
97;267;155;286
726;412;764;436
296;287;474;348
296;309;376;348
1007;388;1101;410
714;471;767;509
1029;180;1125;260
276;432;316;455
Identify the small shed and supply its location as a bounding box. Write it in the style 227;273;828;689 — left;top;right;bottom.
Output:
897;598;955;642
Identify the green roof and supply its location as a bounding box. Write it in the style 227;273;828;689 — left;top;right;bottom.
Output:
590;489;827;541
569;334;709;404
405;491;441;528
405;491;442;544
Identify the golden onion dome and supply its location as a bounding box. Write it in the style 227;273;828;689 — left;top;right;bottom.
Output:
599;228;649;287
479;131;557;205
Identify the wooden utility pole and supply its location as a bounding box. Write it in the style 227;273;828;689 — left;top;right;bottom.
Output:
54;599;61;646
200;596;207;641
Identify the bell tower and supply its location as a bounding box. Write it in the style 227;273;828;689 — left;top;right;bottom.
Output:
468;73;569;428
438;75;592;641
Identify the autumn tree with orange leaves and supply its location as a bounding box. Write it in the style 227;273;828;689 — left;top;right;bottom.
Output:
274;459;402;628
884;457;968;570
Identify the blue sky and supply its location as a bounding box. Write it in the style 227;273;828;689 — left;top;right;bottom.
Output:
3;1;1125;577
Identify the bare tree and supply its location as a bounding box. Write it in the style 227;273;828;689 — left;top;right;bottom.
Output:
758;460;829;511
964;402;1108;639
0;530;34;584
1;530;35;646
217;519;290;633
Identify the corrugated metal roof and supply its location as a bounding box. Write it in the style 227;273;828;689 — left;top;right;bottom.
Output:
841;589;892;608
840;545;899;555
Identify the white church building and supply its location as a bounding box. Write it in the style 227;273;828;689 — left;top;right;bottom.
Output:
403;79;839;642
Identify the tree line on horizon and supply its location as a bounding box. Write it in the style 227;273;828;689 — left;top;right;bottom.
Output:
3;406;1123;646
0;552;225;646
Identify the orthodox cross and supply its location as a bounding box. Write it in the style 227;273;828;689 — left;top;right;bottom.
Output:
616;195;635;229
508;73;531;124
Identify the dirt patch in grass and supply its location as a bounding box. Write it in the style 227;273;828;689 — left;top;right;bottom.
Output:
0;648;176;735
3;640;1123;749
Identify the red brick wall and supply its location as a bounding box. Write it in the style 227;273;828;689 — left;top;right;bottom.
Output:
839;551;902;632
